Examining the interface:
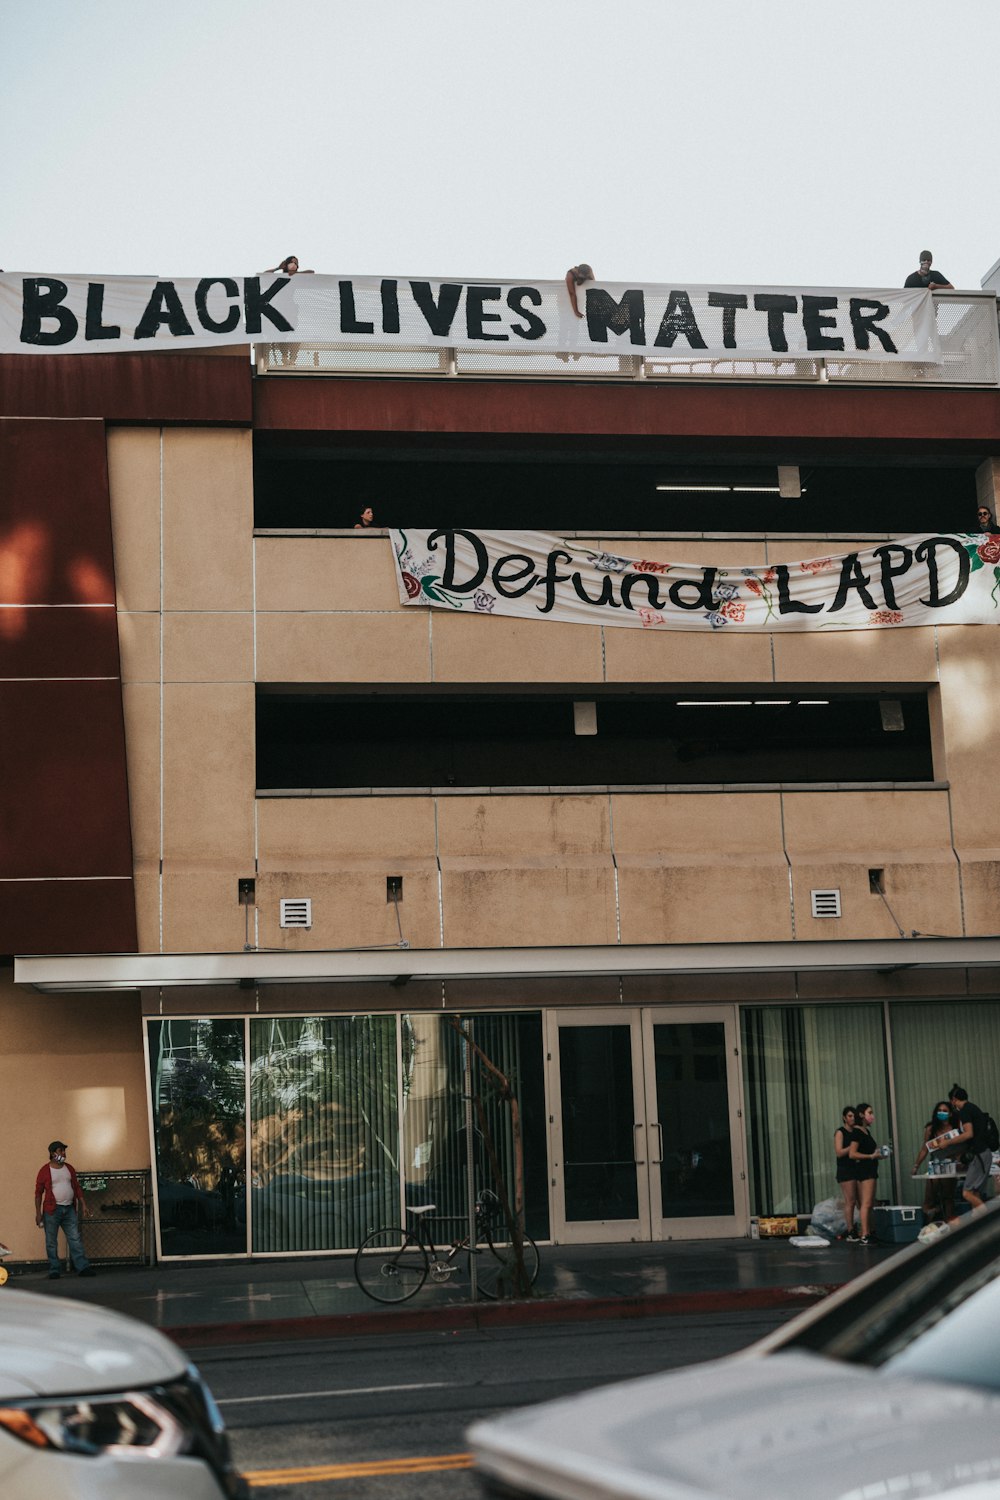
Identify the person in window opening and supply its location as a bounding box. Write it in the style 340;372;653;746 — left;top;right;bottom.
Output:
976;505;999;533
930;1085;994;1215
847;1103;882;1245
565;264;595;319
913;1099;958;1224
903;252;953;290
834;1105;859;1241
354;506;376;529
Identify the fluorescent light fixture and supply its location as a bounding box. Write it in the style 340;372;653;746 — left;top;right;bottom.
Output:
656;484;731;493
655;483;806;494
798;700;830;705
754;700;791;706
676;700;753;707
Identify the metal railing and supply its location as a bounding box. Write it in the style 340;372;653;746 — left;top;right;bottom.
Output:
255;290;1000;388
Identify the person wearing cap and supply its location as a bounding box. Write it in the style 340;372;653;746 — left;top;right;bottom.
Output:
34;1141;95;1280
904;251;953;290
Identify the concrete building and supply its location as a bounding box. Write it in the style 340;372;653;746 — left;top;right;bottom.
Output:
4;281;1000;1262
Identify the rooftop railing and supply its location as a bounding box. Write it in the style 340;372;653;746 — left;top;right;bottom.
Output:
255;290;1000;388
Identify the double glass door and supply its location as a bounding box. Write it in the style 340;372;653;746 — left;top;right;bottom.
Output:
547;1007;747;1242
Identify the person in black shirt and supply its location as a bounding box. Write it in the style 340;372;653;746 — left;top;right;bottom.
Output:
847;1101;881;1244
834;1105;859;1241
904;251;953;290
937;1085;993;1211
913;1099;958;1223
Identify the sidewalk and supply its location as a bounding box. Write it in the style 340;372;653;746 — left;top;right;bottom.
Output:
6;1237;899;1349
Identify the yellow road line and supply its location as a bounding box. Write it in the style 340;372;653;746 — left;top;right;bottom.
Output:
244;1452;474;1486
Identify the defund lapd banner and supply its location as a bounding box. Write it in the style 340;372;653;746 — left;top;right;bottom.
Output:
0;272;940;362
392;528;1000;633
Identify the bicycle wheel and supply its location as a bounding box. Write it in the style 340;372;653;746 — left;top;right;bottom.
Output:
355;1227;429;1304
476;1228;540;1300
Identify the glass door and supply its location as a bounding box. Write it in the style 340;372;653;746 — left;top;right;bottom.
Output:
548;1007;748;1243
641;1007;748;1239
547;1010;652;1243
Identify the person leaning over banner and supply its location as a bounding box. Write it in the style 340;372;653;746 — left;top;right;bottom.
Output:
265;255;314;275
34;1140;96;1279
565;264;595;318
976;504;999;533
904;251;953;290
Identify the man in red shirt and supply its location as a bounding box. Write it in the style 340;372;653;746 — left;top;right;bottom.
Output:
34;1140;95;1280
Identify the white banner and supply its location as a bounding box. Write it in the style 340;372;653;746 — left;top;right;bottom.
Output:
0;273;941;362
391;528;1000;633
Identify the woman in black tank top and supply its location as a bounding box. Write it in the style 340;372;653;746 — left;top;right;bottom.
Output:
834;1105;858;1240
848;1101;880;1244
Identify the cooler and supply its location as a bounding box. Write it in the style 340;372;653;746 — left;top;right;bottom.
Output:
872;1205;922;1244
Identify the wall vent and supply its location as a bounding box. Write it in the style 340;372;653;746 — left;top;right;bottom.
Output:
279;898;312;929
810;888;842;919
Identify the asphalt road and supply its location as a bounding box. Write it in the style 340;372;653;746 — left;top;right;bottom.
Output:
195;1308;798;1498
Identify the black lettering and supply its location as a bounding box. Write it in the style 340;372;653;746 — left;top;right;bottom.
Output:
410;281;462;337
872;544;913;611
84;282;120;341
622;574;667;609
708;291;747;349
537;550;574;613
585;288;646;346
339;280;374;335
243;276;294;335
20;278;78;346
829;553;879;613
776;565;824;614
802;295;845;353
381;279;400;335
491;554;537;598
850;298;897;354
427;528;489;592
572;572;623;608
653;291;707;350
507;286;546;341
195;278;240;334
134;281;194;340
466;285;508;342
916;536;970;608
667;570;718;611
754;294;798;353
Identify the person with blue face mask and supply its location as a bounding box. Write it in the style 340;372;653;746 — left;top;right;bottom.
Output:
913;1100;958;1223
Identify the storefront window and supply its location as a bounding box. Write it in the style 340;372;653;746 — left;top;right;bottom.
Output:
148;1019;247;1257
741;1004;889;1216
250;1016;399;1253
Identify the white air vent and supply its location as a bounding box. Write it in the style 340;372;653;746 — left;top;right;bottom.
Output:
810;888;842;919
280;898;312;929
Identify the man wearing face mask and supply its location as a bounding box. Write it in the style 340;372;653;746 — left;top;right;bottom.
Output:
34;1141;95;1280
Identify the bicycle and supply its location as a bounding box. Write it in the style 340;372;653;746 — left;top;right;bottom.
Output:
354;1188;540;1304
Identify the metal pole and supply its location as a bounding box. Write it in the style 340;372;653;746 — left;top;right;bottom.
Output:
463;1019;477;1300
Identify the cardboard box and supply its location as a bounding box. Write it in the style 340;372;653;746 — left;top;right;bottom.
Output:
872;1205;922;1244
756;1215;797;1238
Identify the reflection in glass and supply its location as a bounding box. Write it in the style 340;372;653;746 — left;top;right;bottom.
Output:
654;1023;734;1218
560;1026;638;1222
401;1014;549;1241
250;1016;399;1253
148;1019;247;1257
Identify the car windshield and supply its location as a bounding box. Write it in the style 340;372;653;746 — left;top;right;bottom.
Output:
878;1265;1000;1393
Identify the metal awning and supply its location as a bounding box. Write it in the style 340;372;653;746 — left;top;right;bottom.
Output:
14;936;1000;992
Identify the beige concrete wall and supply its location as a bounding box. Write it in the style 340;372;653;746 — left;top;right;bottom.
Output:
106;457;1000;952
0;965;148;1262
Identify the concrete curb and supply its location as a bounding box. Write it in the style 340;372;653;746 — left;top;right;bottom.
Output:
167;1282;844;1349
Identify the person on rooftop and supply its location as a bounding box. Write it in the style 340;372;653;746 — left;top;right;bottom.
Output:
565;264;595;318
904;251;953;290
266;255;314;275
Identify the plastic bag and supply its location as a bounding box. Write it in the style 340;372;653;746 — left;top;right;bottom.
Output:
808;1197;847;1241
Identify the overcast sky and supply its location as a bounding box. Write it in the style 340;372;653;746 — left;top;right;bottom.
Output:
4;0;1000;290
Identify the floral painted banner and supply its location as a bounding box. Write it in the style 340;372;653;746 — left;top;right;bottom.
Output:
391;528;1000;632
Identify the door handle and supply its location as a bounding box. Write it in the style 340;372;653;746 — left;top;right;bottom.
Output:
633;1122;646;1165
651;1123;663;1165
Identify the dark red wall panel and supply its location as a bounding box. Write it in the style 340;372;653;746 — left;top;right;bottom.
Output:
0;418;136;954
254;376;1000;449
0;352;251;424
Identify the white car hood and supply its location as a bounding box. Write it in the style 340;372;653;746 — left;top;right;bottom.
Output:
470;1351;1000;1500
0;1290;187;1400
